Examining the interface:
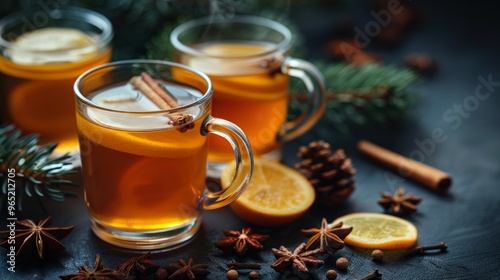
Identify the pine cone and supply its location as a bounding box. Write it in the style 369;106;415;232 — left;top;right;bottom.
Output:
295;140;356;206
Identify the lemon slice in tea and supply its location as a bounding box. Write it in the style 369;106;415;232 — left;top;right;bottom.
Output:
10;27;96;64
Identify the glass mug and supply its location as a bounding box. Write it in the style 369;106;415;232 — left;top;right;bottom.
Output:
170;15;326;173
0;7;113;154
74;60;253;250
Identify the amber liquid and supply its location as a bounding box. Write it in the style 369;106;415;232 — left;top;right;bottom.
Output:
0;32;111;154
77;84;208;231
179;41;289;162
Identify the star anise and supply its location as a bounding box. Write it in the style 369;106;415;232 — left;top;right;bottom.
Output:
60;253;125;280
214;227;269;256
301;218;353;253
117;251;159;279
166;258;209;280
0;216;73;259
271;243;324;275
378;187;423;214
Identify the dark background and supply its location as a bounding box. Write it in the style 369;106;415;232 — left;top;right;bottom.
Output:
1;0;500;279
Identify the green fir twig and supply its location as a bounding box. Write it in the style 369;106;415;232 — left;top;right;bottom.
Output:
0;125;79;211
289;62;421;133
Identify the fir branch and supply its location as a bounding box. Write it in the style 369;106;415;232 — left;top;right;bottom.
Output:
289;62;421;133
0;125;79;211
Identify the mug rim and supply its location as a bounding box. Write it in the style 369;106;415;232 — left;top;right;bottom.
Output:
170;15;293;59
0;6;114;52
74;59;213;115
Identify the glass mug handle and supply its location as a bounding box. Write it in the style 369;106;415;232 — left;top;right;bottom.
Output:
200;116;254;210
281;57;327;141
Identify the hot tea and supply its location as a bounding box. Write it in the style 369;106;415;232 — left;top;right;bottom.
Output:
171;16;326;173
78;82;207;232
0;8;113;153
74;60;253;249
188;41;289;162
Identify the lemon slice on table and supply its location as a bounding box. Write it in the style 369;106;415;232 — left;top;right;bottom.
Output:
221;159;315;227
333;212;418;249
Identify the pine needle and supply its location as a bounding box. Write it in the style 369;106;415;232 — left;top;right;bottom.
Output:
0;125;80;211
289;62;421;132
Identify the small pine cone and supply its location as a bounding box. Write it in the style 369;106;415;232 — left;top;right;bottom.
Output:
295;140;356;206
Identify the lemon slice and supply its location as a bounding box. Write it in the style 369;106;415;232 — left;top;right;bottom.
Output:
221;159;315;227
10;27;96;64
76;113;205;158
333;212;418;249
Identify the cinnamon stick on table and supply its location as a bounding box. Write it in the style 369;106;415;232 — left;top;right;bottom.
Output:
129;72;194;132
357;140;452;192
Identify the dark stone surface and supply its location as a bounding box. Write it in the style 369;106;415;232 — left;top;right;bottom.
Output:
1;1;500;279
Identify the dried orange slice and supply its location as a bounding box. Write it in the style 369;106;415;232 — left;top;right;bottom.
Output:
333;212;418;249
221;159;315;227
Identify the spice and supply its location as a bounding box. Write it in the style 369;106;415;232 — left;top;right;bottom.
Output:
371;249;384;262
372;0;421;46
327;39;381;66
357;269;382;280
59;254;124;280
378;187;422;214
326;269;338;279
154;268;169;280
271;243;324;274
404;242;448;257
129;72;195;132
226;269;238;280
248;271;260;279
405;54;437;76
0;216;73;259
301;217;353;253
357;140;452;192
226;260;261;270
117;251;159;278
166;258;209;280
335;257;349;270
140;71;180;108
215;228;269;256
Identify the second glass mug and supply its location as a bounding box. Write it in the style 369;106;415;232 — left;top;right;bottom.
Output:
74;60;253;250
0;7;113;154
170;15;327;174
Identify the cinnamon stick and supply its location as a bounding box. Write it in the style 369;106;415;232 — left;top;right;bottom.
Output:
357;140;452;192
140;72;180;108
129;72;194;132
129;75;171;109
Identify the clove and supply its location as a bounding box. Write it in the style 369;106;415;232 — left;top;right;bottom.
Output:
226;260;262;270
357;269;382;280
404;242;448;257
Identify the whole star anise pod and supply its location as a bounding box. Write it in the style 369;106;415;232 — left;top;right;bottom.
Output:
0;216;73;259
215;228;269;256
166;258;209;280
60;253;125;280
295;140;356;206
117;251;159;279
301;218;353;253
271;243;324;275
378;187;423;214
